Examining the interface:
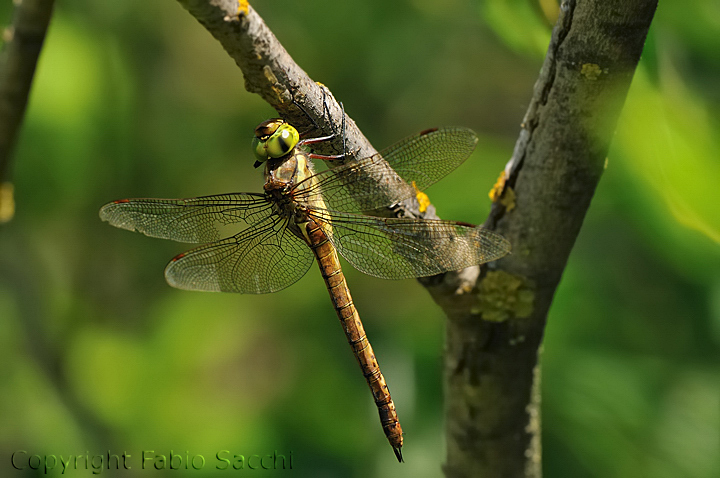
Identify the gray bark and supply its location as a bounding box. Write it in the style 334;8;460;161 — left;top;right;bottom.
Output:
438;1;657;476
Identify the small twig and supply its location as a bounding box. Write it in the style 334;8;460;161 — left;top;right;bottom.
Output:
0;0;55;212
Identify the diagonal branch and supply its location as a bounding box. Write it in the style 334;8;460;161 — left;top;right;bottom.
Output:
174;0;438;223
176;1;376;161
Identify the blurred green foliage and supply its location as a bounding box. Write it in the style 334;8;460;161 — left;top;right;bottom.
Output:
1;1;718;477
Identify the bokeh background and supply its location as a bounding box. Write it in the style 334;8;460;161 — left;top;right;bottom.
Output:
1;1;718;476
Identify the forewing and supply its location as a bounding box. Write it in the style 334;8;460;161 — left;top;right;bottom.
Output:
379;126;478;191
99;193;271;243
294;127;478;213
302;154;415;213
164;215;314;294
311;210;510;279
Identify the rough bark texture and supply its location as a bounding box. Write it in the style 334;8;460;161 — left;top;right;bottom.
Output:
437;1;658;477
176;0;376;162
174;1;657;476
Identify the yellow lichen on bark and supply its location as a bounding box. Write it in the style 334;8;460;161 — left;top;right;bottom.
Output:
237;0;250;16
489;170;516;212
0;182;15;223
489;170;506;202
412;181;430;213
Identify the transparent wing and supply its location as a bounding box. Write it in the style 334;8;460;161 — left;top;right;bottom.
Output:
164;214;314;294
294;127;478;213
99;193;272;243
310;210;510;279
379;126;478;191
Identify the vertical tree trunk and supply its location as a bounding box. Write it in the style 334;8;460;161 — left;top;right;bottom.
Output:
438;1;658;476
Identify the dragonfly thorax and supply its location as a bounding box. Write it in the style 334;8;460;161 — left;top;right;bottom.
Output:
263;149;314;192
263;148;319;224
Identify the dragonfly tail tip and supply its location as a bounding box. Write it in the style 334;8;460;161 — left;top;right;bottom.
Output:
393;446;404;463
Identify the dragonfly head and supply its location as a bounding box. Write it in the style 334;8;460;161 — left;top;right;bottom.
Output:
252;118;300;168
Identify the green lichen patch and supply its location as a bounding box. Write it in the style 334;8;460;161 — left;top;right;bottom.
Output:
500;186;517;212
474;270;534;322
581;63;602;80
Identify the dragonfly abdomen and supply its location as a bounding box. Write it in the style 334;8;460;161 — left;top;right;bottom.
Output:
304;217;404;462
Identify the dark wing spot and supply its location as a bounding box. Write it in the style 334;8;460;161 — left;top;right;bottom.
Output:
419;127;439;136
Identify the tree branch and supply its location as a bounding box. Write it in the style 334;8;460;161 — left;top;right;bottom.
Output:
439;1;658;476
175;1;376;160
0;0;55;222
174;0;438;223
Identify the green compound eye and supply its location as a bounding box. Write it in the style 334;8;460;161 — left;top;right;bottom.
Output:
266;124;299;158
251;120;300;168
252;136;267;163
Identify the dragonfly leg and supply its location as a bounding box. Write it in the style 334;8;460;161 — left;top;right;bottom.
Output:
299;134;336;145
293;84;348;159
288;81;322;137
307;152;346;161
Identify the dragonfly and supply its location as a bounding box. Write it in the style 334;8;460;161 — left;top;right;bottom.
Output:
99;118;511;462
